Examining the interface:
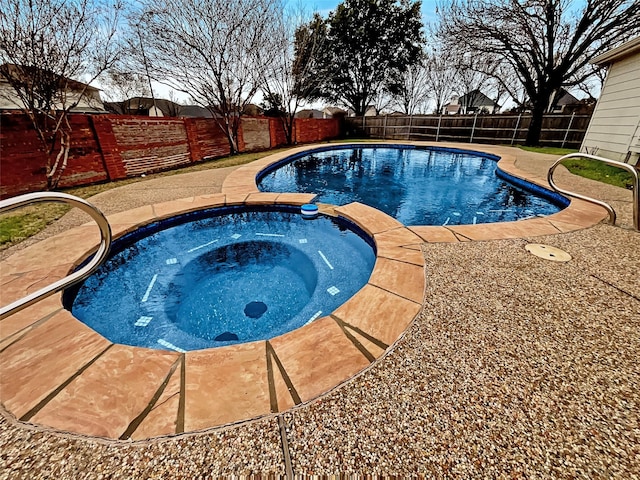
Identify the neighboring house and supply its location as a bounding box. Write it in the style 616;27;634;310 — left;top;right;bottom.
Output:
551;88;580;113
295;109;325;119
243;104;263;116
442;90;500;115
105;98;217;118
104;97;181;117
581;36;640;165
548;88;596;114
346;105;377;117
0;63;106;113
323;106;347;118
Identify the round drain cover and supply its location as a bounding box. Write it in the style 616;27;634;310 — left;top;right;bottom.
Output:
525;244;572;262
244;301;268;319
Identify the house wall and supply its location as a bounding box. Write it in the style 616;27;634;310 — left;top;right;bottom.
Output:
581;51;640;165
0;113;341;198
0;79;105;113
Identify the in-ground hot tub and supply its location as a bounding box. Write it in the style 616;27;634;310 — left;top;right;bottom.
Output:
64;205;376;352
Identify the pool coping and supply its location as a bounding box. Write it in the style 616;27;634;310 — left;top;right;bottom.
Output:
0;142;608;441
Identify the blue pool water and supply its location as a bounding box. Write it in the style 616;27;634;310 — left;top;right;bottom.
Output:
66;206;375;352
258;145;568;226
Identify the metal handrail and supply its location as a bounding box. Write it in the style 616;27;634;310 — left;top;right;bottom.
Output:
0;192;112;320
547;153;639;231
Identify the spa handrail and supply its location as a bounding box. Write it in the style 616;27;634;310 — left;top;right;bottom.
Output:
547;153;639;231
0;192;112;320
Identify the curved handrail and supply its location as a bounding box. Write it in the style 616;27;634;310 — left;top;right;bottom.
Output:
547;153;639;231
0;192;112;320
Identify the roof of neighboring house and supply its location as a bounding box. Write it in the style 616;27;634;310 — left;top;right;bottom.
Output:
323;106;346;115
108;97;175;115
555;88;580;106
458;90;499;108
295;109;324;118
0;63;100;92
180;105;213;118
591;36;640;66
104;97;215;117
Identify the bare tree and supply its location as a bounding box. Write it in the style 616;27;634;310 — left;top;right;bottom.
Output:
165;90;184;117
423;48;458;114
136;0;281;154
100;69;150;114
436;0;640;145
390;55;432;115
450;53;496;113
0;0;122;189
575;65;607;102
260;4;326;145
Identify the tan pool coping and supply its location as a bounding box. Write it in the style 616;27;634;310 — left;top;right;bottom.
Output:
0;141;609;441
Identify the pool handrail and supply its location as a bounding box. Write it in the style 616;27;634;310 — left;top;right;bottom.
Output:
0;192;112;320
547;153;639;231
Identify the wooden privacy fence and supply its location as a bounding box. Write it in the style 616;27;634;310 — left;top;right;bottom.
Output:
346;113;591;149
0;113;341;198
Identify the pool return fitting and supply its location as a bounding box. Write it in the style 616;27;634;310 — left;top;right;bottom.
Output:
0;192;112;320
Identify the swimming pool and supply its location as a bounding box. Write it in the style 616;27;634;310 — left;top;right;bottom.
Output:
65;206;375;352
257;145;569;226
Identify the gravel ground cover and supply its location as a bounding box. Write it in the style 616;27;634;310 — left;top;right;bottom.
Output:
283;224;639;477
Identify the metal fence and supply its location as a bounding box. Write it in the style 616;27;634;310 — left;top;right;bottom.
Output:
345;113;591;149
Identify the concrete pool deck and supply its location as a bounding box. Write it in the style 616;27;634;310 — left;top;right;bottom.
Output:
0;142;638;478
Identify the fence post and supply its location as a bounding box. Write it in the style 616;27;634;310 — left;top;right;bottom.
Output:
511;113;522;146
383;114;387;139
470;112;478;143
362;115;366;137
561;112;576;149
436;114;442;142
406;114;413;140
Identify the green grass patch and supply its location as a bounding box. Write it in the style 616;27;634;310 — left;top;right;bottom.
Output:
560;158;636;189
0;146;296;250
518;146;579;156
0;204;71;246
517;146;636;189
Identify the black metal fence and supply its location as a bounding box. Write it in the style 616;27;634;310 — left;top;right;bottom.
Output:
345;113;591;149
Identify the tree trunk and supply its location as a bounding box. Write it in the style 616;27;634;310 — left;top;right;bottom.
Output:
226;117;240;154
525;102;545;146
282;115;294;145
225;127;238;155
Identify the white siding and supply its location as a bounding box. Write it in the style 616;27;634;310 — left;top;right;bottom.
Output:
0;79;105;113
581;52;640;164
